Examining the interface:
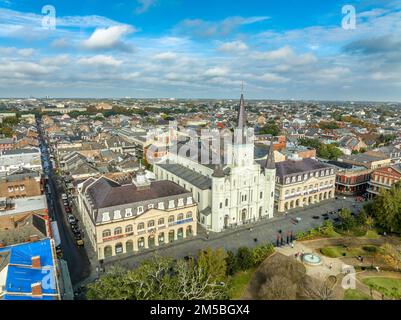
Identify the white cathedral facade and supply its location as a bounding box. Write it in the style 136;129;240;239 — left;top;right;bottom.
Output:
153;93;276;232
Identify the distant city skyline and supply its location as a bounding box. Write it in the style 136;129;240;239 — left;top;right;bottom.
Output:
0;0;401;101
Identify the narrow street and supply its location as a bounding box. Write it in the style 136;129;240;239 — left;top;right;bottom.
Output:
37;119;91;286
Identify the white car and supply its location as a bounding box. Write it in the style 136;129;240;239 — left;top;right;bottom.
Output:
295;217;302;222
68;215;76;224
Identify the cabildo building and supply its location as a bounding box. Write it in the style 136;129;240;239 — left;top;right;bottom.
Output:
77;169;197;260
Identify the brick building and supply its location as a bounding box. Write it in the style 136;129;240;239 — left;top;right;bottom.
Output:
328;160;371;196
367;164;401;198
0;168;43;198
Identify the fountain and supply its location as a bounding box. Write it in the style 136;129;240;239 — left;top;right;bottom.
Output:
302;253;322;266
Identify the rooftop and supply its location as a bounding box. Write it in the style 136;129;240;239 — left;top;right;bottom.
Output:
0;195;47;217
86;176;191;209
275;158;332;177
0;238;59;300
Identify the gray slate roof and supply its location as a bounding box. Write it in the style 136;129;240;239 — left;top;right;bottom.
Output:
275;158;332;178
86;177;191;209
158;163;212;190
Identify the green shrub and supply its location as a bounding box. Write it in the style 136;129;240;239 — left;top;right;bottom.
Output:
236;247;253;271
225;250;239;276
251;244;274;266
363;246;378;253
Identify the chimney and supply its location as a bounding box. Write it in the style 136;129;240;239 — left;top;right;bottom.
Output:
31;282;43;297
32;256;41;269
29;235;40;242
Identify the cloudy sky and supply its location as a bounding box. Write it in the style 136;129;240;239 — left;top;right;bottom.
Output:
0;0;400;101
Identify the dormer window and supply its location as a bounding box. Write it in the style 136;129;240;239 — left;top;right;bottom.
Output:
137;206;144;214
187;197;193;205
148;204;154;209
114;210;121;220
178;198;184;207
158;202;165;210
102;212;110;222
125;208;132;217
168;200;175;209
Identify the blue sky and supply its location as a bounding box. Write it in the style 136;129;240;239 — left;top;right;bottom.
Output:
0;0;400;101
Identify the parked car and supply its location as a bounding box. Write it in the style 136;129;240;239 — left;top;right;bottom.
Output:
72;225;80;234
312;216;320;220
74;234;84;247
65;207;71;214
68;215;76;225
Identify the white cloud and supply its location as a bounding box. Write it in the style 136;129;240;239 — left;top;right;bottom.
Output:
18;48;35;57
82;25;135;50
256;46;294;60
135;0;157;14
204;67;230;77
259;73;289;83
153;52;177;61
77;55;122;67
218;41;249;53
176;16;269;38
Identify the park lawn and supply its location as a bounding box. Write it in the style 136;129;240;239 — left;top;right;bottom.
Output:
319;245;379;258
362;277;401;297
344;289;372;300
228;268;256;300
364;230;380;239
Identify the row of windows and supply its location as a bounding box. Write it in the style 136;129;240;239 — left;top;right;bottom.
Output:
102;212;193;238
8;185;26;192
101;198;193;222
373;174;398;185
280;169;335;185
284;181;334;195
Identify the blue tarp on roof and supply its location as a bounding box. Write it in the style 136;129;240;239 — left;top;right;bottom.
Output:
0;238;58;300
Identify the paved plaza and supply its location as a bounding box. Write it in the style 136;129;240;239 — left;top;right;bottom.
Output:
97;196;364;272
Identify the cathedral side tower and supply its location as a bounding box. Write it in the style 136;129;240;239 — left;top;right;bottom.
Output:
263;138;276;218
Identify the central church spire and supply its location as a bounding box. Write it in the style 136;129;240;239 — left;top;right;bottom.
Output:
236;83;247;131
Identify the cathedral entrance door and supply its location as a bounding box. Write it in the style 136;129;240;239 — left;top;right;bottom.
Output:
224;215;229;229
241;209;247;223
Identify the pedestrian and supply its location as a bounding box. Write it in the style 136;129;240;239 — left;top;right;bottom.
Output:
329;263;333;270
291;242;294;249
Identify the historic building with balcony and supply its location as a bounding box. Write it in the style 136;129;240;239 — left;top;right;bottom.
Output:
367;164;401;198
327;160;371;196
274;157;336;212
77;169;197;260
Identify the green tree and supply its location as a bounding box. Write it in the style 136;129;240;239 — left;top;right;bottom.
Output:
356;208;368;228
236;247;253;271
371;186;401;233
339;208;355;231
225;250;239;276
86;266;132;300
259;121;281;136
251;244;274;266
197;247;227;283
